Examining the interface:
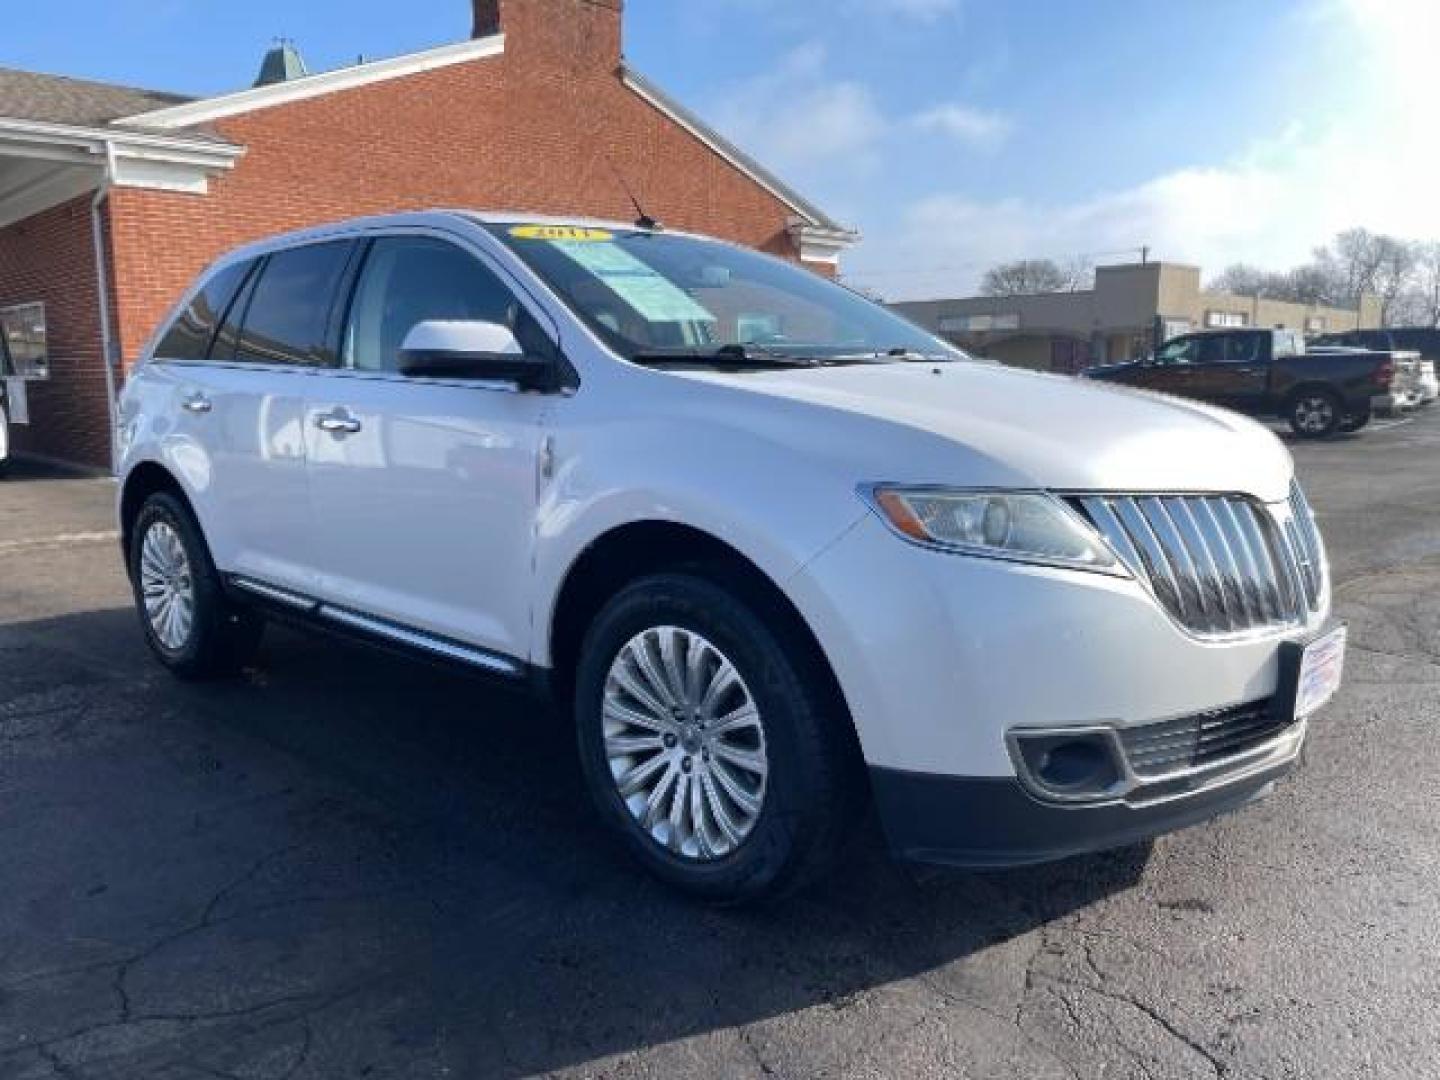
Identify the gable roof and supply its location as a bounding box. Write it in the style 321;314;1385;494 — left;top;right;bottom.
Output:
619;64;855;238
0;67;192;128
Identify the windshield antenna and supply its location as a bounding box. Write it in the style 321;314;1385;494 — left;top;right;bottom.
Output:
603;153;663;232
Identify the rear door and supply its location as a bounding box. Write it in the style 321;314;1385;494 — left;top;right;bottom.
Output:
302;230;554;663
160;241;355;591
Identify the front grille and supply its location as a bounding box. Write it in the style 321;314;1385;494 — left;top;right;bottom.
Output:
1119;699;1292;778
1068;483;1326;637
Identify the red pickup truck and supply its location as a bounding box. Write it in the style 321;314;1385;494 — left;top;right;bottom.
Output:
1083;328;1394;437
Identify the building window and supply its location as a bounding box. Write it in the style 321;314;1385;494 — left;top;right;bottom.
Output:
1205;310;1248;329
1305;316;1326;333
1162;318;1192;341
0;302;48;379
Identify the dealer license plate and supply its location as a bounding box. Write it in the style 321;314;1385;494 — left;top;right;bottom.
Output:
1294;625;1346;720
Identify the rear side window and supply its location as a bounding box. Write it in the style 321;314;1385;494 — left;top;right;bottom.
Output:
230;241;353;367
153;261;253;361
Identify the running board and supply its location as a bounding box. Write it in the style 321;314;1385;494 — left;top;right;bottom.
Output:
231;576;317;612
228;575;522;678
316;604;521;676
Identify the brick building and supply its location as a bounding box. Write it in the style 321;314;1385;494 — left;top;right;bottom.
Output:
0;0;857;469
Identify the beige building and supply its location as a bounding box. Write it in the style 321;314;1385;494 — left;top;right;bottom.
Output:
891;261;1381;373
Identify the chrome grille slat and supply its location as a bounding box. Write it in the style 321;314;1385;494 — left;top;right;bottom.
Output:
1139;496;1209;625
1067;483;1327;639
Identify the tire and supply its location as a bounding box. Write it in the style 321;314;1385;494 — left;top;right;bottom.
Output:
128;492;264;680
1287;389;1343;438
574;571;862;903
1338;411;1372;433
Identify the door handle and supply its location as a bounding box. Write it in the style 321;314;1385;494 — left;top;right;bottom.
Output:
182;393;212;414
315;409;362;435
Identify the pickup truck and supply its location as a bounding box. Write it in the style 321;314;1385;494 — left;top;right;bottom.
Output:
1083;328;1394;437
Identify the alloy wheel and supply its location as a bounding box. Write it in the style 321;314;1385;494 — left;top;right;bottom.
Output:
1295;395;1335;434
139;520;195;650
602;626;768;860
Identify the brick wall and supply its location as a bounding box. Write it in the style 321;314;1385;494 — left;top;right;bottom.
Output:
109;0;808;366
0;196;113;467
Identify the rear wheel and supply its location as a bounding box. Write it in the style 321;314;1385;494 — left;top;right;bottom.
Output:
574;572;860;903
129;492;264;680
1287;389;1343;438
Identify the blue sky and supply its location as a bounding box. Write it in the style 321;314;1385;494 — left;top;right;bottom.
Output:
9;0;1435;298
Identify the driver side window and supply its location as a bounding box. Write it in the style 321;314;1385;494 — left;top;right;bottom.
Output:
1156;338;1197;365
344;236;549;372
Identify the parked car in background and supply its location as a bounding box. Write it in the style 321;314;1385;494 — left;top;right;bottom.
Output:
1308;344;1430;413
0;339;11;477
1314;328;1439;410
0;385;9;477
116;212;1343;901
1084;328;1395;436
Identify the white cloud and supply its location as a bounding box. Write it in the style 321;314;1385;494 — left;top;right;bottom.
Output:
848;0;1440;299
707;43;885;176
911;103;1010;147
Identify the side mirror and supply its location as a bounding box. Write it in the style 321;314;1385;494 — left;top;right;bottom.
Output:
397;320;553;390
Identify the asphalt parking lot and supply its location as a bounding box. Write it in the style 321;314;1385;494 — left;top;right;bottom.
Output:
2;411;1438;1080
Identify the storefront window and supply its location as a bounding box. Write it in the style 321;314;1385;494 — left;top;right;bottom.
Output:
1;302;48;380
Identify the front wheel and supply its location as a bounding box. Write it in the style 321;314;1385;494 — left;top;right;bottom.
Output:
574;572;861;903
129;492;264;680
1287;390;1343;438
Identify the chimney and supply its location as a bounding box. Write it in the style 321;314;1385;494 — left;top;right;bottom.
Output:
470;0;624;67
472;0;500;38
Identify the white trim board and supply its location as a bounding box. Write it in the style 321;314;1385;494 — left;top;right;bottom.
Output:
119;33;507;131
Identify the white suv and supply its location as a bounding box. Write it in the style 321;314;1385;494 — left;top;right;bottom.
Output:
117;212;1345;901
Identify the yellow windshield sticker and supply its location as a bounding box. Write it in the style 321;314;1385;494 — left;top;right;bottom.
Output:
510;225;613;242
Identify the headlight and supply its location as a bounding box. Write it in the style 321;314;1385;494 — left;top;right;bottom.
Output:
862;486;1123;574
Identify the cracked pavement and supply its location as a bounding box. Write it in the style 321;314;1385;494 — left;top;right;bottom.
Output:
2;409;1438;1078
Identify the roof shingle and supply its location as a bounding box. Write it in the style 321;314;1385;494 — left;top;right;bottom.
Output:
0;67;191;128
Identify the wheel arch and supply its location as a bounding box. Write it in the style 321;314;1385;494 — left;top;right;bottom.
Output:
547;520;857;748
119;461;195;566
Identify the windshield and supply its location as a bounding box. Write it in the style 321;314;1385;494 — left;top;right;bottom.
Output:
485;223;964;366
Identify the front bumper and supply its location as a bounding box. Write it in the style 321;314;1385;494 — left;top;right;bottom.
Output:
871;743;1297;868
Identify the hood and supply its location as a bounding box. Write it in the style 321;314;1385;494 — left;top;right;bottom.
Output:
673;360;1294;503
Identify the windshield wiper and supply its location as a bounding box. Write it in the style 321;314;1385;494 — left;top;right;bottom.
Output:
630;344;824;368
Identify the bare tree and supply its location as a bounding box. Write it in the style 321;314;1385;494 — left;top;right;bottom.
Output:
1209;263;1291;299
1328;228;1387;306
1409;242;1440;327
1367;236;1417;325
981;259;1082;296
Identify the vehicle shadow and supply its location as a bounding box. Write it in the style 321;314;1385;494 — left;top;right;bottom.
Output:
1;607;1149;1077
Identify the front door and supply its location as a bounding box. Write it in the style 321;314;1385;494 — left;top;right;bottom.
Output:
1131;335;1203;396
304;231;552;662
1192;333;1268;410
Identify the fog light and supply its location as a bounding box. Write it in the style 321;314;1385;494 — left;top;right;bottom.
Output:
1010;730;1124;801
